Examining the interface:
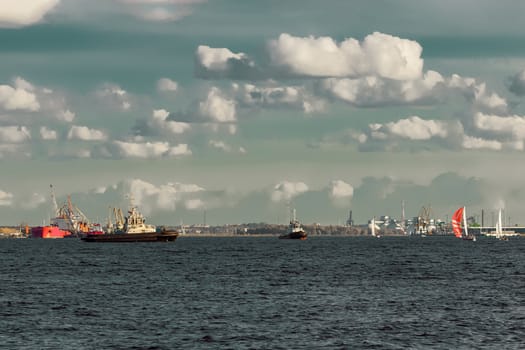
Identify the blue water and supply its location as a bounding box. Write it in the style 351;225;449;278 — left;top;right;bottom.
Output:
0;236;523;349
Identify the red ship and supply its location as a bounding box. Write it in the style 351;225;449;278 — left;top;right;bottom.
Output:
31;225;72;239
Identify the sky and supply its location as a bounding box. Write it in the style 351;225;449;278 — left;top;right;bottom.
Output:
2;0;525;227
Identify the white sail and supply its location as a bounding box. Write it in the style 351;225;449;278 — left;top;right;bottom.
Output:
496;208;503;238
462;206;469;237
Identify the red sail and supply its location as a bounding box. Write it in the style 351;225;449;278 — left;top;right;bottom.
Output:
451;207;464;238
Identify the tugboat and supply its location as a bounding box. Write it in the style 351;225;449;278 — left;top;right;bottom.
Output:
279;208;307;240
81;197;178;243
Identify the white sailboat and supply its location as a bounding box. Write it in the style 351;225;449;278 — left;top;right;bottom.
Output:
369;216;381;238
493;209;512;240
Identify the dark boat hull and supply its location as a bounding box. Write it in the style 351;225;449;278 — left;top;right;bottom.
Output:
279;232;307;240
81;231;179;242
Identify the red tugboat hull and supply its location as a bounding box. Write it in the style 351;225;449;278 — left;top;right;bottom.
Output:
31;226;71;239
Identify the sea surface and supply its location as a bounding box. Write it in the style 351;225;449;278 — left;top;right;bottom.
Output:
0;236;523;349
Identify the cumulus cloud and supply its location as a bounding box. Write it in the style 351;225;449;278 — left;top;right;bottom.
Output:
271;181;309;202
150;109;190;134
370;116;450;141
0;80;40;111
57;109;75;122
20;192;47;209
199;87;236;122
96;83;131;111
185;198;204;210
113;140;191;158
508;69;525;96
40;126;57;140
329;180;354;199
209;139;246;154
0;126;31;143
127;178;205;214
0;77;76;122
474;112;525;140
0;0;60;28
383;116;449;140
0;144;28;158
268;32;423;80
157;78;178;92
118;0;205;22
328;180;354;208
448;74;507;113
195;45;262;80
0;190;14;206
337;115;468;152
67;126;107;141
233;83;326;113
320;70;444;107
462;135;503;150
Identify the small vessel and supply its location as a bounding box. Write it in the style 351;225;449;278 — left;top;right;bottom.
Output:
279;208;307;240
369;216;381;238
492;209;512;241
81;197;178;243
452;206;476;241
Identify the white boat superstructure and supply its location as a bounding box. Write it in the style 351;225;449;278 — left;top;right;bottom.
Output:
113;196;156;234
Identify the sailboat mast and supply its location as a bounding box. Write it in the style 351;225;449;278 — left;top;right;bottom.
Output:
463;206;468;236
401;200;406;232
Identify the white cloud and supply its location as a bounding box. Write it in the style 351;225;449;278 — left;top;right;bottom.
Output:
74;149;92;158
462;135;502;150
234;83;325;113
199;87;236;122
96;83;131;111
382;116;449;140
0;144;28;158
0;0;60;28
40;126;57;140
268;32;423;80
150;109;190;134
0;190;14;206
196;45;250;71
508;69;525;96
137;7;188;22
157;78;178;92
0;126;31;143
271;181;309;202
328;180;354;208
127;178;205;214
209;140;231;152
329;180;354;198
118;0;204;22
0;82;40;111
0;77;76;121
113;140;191;158
320;70;444;107
57;109;75;122
167;143;191;156
209;140;246;154
473;112;525;140
448;74;507;113
67;126;107;141
20;192;46;209
472;82;507;112
185;198;204;210
13;77;35;91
